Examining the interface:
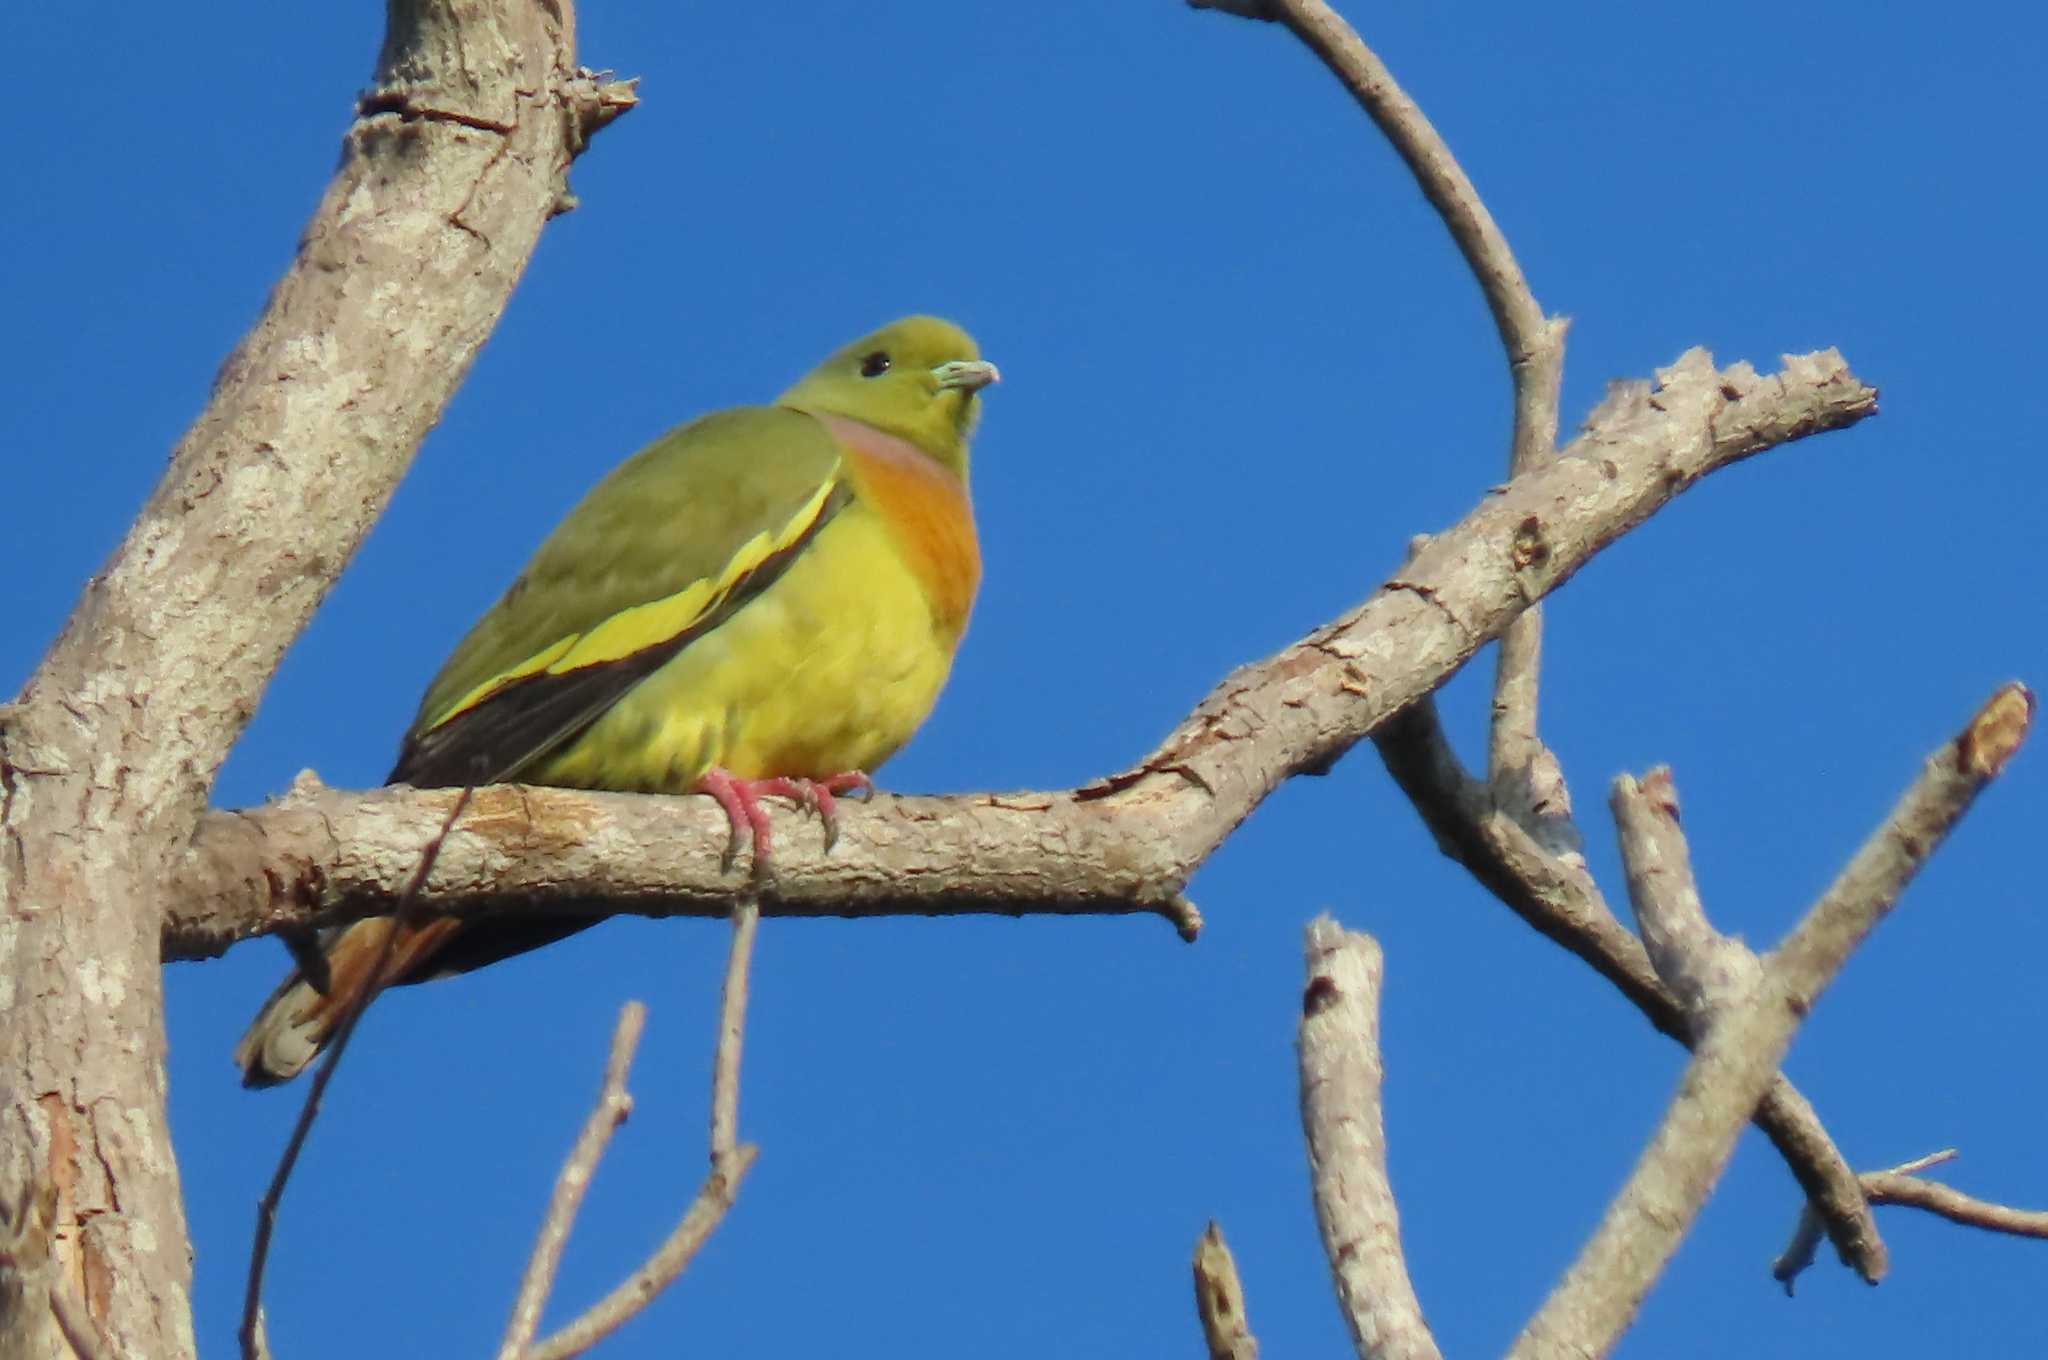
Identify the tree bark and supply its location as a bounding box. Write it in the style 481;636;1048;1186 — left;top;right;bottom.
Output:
0;3;627;1354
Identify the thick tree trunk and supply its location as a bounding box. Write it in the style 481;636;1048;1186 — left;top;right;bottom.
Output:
0;3;623;1353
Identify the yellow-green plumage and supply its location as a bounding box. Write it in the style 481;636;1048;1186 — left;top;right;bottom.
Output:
533;485;960;787
235;316;996;1086
401;318;989;790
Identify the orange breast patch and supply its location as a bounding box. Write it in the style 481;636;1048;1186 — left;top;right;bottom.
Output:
816;413;982;637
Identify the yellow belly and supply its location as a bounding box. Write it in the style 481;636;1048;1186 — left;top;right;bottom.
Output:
527;502;957;793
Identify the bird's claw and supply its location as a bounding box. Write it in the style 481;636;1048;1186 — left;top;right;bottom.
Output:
696;768;874;873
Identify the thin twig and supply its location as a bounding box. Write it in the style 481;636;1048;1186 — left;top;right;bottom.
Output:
522;902;764;1360
1509;684;2033;1360
1192;1221;1259;1360
497;1002;648;1360
710;900;759;1159
1862;1173;2048;1239
522;1148;757;1360
1225;0;1555;398
240;786;473;1360
1375;698;1887;1280
1877;1148;1961;1178
1776;1144;2048;1286
1300;918;1442;1360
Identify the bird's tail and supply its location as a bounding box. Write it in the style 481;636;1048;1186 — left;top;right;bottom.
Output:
233;916;464;1087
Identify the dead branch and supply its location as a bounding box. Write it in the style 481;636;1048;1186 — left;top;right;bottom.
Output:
497;1003;647;1360
1375;698;1889;1279
1508;684;2033;1360
1862;1173;2048;1241
1192;1221;1260;1360
1218;0;1905;1299
1245;0;1573;791
707;902;759;1160
1612;768;2045;1289
1611;769;1764;1018
1773;1148;2048;1289
1197;0;1929;1300
518;903;762;1360
1300;919;1442;1360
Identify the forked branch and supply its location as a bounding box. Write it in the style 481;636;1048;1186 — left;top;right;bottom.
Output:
1775;1149;2048;1291
496;1003;647;1359
1509;685;2032;1359
1376;700;1889;1280
513;903;763;1360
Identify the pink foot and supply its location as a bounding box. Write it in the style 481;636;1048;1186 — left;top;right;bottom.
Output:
695;768;874;874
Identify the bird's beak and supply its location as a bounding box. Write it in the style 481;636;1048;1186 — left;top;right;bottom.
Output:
934;359;1000;394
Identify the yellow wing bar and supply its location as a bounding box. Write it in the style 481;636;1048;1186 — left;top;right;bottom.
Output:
423;469;846;735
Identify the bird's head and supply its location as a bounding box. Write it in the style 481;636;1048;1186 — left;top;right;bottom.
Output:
780;315;999;475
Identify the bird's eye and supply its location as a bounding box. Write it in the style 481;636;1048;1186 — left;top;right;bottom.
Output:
859;351;891;378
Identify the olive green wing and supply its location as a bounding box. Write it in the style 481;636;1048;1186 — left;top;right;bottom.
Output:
390;405;850;787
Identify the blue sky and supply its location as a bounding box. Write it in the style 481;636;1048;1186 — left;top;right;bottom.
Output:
7;3;2045;1356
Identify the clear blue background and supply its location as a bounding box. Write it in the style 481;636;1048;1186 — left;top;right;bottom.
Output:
6;4;2043;1356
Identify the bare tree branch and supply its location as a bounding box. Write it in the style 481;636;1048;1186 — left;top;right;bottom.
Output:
708;903;759;1160
1198;2;2027;1324
1609;766;2044;1295
1611;768;1908;1289
0;2;631;1352
1375;699;1888;1280
1201;0;1555;413
498;1003;647;1360
1611;770;1765;1026
1487;611;1557;816
1773;1143;2048;1289
1862;1173;2048;1241
1771;683;2032;987
1773;1149;1955;1288
1509;684;2033;1360
1300;918;1442;1360
242;790;473;1360
1199;0;1572;802
1192;1221;1260;1360
1777;1146;1933;1286
1189;9;1995;1315
521;905;763;1360
0;0;2001;1354
169;350;1878;958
